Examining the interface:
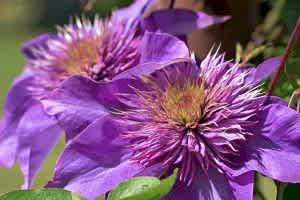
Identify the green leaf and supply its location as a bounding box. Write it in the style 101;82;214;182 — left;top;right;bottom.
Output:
108;176;161;200
0;188;84;200
156;169;177;197
255;174;277;200
108;170;178;200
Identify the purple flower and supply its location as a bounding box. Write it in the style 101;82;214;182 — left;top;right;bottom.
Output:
43;47;296;200
0;0;230;189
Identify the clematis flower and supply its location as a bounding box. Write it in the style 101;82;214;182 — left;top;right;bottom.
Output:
43;44;299;200
0;0;231;190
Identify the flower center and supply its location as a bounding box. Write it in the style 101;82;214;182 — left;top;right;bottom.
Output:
59;37;102;75
161;81;205;126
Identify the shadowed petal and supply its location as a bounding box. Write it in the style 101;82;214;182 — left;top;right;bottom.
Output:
263;95;288;106
17;104;61;189
144;9;230;35
41;76;108;141
46;115;161;199
246;57;281;83
243;103;300;182
164;169;253;200
229;171;254;200
0;71;35;167
41;75;140;141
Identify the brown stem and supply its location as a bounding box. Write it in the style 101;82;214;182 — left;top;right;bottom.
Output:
169;0;176;9
267;17;300;95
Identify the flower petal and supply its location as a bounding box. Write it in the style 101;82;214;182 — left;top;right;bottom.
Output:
140;31;189;64
41;75;140;141
17;104;61;189
144;9;230;35
243;103;300;182
46;115;158;199
21;33;56;60
263;95;288;106
41;76;108;141
229;171;254;200
164;169;253;200
113;32;191;80
113;0;156;20
246;56;281;83
0;71;35;167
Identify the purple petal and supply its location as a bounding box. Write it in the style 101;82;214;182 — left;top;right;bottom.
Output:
113;32;191;80
21;33;56;60
242;103;300;182
263;95;288;106
246;57;281;83
0;71;35;167
196;11;231;28
113;60;186;81
140;31;190;64
41;76;108;141
113;0;156;20
164;168;253;200
46;115;156;199
143;9;230;35
229;171;254;200
17;104;61;189
41;75;139;141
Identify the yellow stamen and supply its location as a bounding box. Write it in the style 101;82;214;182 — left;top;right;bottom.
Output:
162;80;205;125
59;37;102;74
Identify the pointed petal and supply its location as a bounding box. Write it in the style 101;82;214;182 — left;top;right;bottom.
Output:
0;71;35;167
164;169;253;200
243;103;300;182
246;57;281;83
46;115;159;199
17;104;61;189
21;33;56;60
144;9;230;35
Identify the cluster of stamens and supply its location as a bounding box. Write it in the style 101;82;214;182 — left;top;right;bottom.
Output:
118;57;263;185
161;81;206;127
25;16;141;95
